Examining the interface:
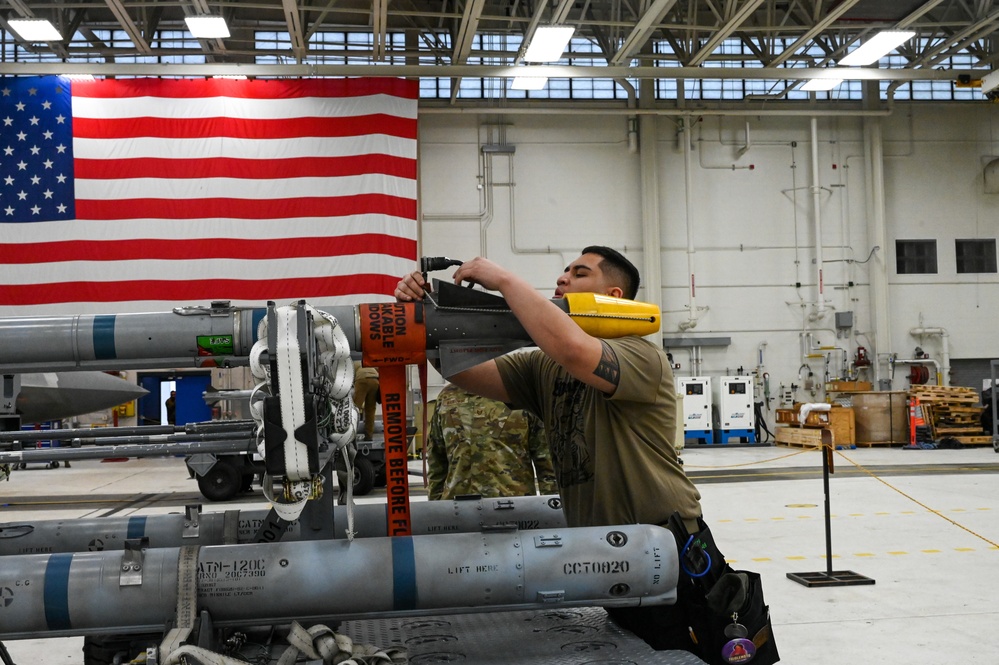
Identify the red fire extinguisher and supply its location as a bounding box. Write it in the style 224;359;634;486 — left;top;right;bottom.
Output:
855;346;870;367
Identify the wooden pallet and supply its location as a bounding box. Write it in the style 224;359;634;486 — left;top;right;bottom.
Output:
953;435;993;445
910;385;980;404
922;403;985;440
909;386;987;442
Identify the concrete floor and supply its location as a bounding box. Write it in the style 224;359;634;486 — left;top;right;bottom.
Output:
2;442;998;664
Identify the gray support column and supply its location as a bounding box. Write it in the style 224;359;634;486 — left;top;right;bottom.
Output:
863;116;892;386
638;79;663;341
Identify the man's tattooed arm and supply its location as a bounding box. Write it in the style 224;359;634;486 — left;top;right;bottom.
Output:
592;340;621;386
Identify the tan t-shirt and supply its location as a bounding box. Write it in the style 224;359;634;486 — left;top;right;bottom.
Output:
495;336;702;528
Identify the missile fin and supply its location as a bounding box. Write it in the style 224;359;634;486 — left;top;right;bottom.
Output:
438;340;533;378
432;280;511;309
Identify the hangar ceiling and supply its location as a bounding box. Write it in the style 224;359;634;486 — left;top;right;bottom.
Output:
0;1;995;98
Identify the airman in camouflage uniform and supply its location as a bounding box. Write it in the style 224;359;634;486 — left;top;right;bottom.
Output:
427;383;557;500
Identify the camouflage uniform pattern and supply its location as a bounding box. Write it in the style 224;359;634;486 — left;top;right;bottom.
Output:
427;383;558;501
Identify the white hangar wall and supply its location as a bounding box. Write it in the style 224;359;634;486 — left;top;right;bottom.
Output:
417;104;999;405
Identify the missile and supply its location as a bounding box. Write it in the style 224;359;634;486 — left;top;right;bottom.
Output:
0;439;257;466
422;281;661;376
0;420;257;445
0;283;660;375
0;523;679;640
14;372;148;424
0;304;297;373
0;495;568;556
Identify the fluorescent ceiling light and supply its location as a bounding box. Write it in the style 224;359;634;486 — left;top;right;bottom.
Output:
8;19;62;42
511;77;548;91
185;15;230;39
839;30;916;66
801;78;843;91
523;25;575;62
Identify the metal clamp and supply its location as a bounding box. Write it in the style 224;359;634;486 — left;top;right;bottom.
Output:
223;509;241;545
533;534;563;548
182;505;202;539
119;537;149;586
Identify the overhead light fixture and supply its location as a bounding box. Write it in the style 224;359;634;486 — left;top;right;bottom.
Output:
839;30;916;66
523;25;575;62
511;77;548;91
8;18;62;42
801;78;843;92
185;15;230;39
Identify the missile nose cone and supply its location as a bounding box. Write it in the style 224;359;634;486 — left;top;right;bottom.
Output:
17;372;149;424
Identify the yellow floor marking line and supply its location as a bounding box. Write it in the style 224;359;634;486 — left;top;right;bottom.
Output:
832;448;999;550
683;448;815;469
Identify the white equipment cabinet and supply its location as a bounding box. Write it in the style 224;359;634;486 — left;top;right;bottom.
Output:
677;376;713;444
715;375;756;443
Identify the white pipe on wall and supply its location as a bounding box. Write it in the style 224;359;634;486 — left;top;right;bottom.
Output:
738;119;751;157
628;116;639;153
808;117;827;321
678;117;701;332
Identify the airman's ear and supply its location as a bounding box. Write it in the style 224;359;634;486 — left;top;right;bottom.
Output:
605;286;624;299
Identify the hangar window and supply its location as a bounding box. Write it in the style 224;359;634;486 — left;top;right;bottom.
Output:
956;239;997;274
895;240;938;275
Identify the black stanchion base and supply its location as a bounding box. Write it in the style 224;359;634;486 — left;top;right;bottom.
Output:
786;570;876;588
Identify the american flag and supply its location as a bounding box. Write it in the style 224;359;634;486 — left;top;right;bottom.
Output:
0;76;418;315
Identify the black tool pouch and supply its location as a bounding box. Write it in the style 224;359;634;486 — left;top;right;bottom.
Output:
665;513;780;665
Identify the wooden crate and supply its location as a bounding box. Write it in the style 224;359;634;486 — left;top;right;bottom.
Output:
776;406;829;426
775;426;832;448
828;407;855;446
774;406;854;445
825;380;873;393
850;391;909;445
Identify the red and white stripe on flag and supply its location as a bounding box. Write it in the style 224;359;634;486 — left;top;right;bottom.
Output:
0;76;418;315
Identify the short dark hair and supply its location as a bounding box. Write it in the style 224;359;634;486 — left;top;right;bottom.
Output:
581;245;641;300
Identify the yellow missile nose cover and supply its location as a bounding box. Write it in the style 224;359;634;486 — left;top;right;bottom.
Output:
562;292;661;338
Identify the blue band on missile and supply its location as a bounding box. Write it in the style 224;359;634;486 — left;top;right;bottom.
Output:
127;516;147;539
43;553;73;631
93;315;117;360
391;537;417;610
251;309;266;342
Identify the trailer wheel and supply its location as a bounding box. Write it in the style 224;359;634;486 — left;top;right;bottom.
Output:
353;455;375;496
83;633;160;665
198;458;241;501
